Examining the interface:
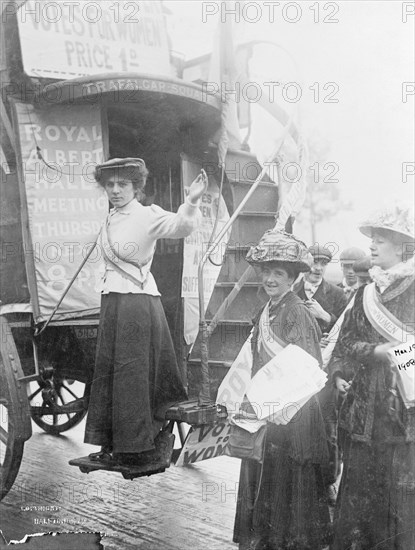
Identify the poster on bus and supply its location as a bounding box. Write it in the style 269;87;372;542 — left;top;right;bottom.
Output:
13;101;108;323
181;156;231;345
16;0;171;79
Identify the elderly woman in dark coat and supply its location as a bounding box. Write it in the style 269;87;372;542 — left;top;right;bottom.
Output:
329;205;415;549
84;158;208;466
233;230;331;550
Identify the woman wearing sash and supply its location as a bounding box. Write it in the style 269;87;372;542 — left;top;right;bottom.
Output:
233;230;331;550
329;205;415;549
83;158;208;465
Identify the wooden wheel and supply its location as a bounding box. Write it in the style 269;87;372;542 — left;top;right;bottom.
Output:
0;316;31;500
0;359;24;500
29;373;90;435
28;325;94;436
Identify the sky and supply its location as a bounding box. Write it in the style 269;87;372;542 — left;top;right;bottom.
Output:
166;0;414;258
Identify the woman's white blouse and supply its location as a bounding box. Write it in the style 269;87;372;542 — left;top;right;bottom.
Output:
97;197;201;296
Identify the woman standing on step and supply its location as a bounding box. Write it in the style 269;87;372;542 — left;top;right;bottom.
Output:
329;205;415;549
233;230;331;550
83;157;208;466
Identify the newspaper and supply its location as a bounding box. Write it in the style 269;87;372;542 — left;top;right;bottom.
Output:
246;344;328;426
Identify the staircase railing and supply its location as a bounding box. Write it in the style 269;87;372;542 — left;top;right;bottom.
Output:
197;160;277;404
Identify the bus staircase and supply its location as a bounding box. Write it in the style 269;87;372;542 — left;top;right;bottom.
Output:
166;149;280;428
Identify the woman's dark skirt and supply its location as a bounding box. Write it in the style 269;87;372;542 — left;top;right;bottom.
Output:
233;422;331;550
84;293;187;453
332;435;415;550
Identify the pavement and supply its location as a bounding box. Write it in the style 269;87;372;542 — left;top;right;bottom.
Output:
0;418;240;549
1;412;340;549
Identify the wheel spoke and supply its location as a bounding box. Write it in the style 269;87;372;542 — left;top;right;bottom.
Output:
56;388;72;421
56;387;65;405
60;383;79;400
28;370;88;435
28;386;42;401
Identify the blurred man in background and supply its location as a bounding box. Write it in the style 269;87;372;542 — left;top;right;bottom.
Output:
352;255;372;287
293;244;348;335
337;247;366;301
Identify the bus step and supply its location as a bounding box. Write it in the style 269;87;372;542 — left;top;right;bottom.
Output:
68;456;168;479
69;431;175;479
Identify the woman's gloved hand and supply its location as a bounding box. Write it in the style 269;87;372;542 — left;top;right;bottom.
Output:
334;376;351;395
187;169;209;205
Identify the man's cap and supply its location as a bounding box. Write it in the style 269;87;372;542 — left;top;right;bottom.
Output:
246;230;312;272
340;247;366;263
352;256;372;276
308;244;333;262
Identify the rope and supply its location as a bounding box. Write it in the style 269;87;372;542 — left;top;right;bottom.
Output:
207;164;226;267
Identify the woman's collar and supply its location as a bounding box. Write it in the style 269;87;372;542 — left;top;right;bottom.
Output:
113;198;141;214
369;256;415;293
268;289;291;309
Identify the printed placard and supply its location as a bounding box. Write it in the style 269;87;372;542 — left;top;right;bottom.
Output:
175;421;231;466
387;341;415;408
181;156;231;344
14;101;108;322
17;0;171;79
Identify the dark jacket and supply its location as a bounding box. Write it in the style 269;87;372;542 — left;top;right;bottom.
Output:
293;277;348;333
329;277;415;550
337;281;358;303
233;291;330;549
328;277;415;443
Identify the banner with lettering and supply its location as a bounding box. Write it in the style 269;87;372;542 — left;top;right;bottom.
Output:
17;0;171;79
13;101;108;322
175;420;231;466
181;156;231;345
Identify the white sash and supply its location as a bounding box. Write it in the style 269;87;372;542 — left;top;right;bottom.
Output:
257;300;286;357
363;283;413;344
100;217;154;289
215;330;254;414
321;296;355;369
216;302;287;420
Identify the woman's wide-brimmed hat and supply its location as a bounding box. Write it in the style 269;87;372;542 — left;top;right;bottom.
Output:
94;157;147;184
246;230;312;272
359;204;415;241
